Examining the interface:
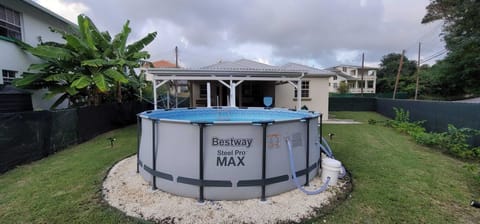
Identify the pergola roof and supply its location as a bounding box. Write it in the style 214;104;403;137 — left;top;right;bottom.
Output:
280;62;335;77
145;59;334;80
202;59;279;70
330;64;379;70
144;59;333;110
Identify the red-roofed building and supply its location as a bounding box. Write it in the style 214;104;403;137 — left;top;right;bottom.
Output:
151;60;177;68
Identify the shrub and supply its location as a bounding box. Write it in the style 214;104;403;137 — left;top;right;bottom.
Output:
412;132;442;146
393;107;410;123
439;125;480;158
372;107;480;160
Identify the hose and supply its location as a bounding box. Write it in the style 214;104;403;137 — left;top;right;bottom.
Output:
319;137;347;179
321;137;334;157
286;138;330;195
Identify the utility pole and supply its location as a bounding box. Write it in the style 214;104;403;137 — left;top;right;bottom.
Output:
414;42;421;100
175;46;179;68
361;53;365;96
392;50;405;99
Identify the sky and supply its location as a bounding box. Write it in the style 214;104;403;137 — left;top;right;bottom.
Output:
34;0;444;68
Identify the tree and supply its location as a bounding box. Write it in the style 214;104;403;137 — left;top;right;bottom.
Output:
422;0;480;96
376;53;417;95
337;82;349;94
13;15;157;108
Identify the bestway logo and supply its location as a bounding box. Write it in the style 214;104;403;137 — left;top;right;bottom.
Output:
212;137;253;148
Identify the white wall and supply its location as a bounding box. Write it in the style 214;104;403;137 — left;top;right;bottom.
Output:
275;77;330;120
0;0;71;109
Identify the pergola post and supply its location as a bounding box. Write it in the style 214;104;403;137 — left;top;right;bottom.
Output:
297;79;302;110
167;83;170;109
218;79;243;107
151;79;170;110
230;80;235;107
153;80;157;110
288;78;303;111
207;82;211;107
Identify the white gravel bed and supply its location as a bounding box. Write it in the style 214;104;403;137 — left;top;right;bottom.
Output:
103;156;348;224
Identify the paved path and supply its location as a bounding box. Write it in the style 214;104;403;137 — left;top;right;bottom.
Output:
323;119;362;124
456;97;480;103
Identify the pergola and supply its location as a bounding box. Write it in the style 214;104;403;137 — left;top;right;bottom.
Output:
143;68;306;110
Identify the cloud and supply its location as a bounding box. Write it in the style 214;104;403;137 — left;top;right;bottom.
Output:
35;0;89;23
34;0;444;67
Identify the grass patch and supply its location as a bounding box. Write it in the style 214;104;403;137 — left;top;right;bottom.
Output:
0;112;479;223
0;125;145;223
320;112;480;223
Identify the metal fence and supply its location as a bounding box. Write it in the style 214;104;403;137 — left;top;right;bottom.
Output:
376;99;480;145
329;97;376;111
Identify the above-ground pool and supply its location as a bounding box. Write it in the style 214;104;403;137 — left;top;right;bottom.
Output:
137;107;322;201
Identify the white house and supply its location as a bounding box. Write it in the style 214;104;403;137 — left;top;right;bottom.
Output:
0;0;74;109
327;65;377;94
146;59;335;119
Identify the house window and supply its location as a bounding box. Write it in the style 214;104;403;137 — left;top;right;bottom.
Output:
342;67;347;72
199;83;207;98
333;75;337;80
294;80;310;98
359;81;365;88
350;70;356;76
0;5;22;40
2;69;17;85
367;80;374;88
333;83;338;88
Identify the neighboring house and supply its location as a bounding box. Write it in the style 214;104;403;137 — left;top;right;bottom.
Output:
150;59;188;94
0;0;75;109
276;62;335;116
327;65;377;94
147;59;335;119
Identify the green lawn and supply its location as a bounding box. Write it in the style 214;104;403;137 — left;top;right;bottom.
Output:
0;112;478;223
0;126;146;223
320;112;480;223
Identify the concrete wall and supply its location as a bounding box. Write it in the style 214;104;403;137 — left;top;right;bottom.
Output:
0;0;71;109
275;77;329;119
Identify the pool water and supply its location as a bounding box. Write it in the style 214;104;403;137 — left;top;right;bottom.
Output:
145;107;318;123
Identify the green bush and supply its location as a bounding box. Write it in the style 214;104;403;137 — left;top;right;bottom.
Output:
439;125;480;158
412;132;442;146
373;107;480;160
385;107;426;136
393;107;410;123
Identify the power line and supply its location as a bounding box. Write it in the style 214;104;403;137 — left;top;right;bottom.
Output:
420;49;447;64
403;22;443;53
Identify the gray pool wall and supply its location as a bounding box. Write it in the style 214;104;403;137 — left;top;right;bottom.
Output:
137;107;321;200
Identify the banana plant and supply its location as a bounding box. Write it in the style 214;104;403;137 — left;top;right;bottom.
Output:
13;14;157;108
